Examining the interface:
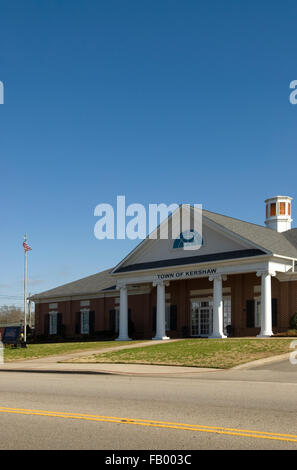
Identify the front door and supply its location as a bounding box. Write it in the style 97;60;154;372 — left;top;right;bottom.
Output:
190;299;213;336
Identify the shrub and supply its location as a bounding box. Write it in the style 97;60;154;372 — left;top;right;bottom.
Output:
275;330;297;337
289;313;297;330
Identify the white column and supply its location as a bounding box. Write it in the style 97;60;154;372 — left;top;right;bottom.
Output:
153;280;170;340
116;283;131;341
256;271;274;337
209;274;227;339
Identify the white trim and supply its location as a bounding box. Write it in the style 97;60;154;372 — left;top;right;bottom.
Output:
271;253;297;262
277;272;297;282
111;206;182;274
112;257;280;284
32;256;295;304
49;303;58;310
32;287;152;304
190;288;231;296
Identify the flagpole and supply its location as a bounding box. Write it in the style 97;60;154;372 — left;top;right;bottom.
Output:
28;293;32;328
24;233;28;343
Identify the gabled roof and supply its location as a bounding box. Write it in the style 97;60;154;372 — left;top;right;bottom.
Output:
30;268;115;301
32;208;297;301
202;210;297;259
283;228;297;248
113;208;297;274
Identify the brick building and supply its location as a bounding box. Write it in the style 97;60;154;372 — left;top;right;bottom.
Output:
32;196;297;340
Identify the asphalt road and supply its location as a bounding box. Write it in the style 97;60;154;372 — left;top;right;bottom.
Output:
0;359;297;450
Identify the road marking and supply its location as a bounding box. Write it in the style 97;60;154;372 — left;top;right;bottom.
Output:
0;406;297;444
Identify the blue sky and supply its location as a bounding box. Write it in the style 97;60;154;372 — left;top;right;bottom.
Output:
0;0;296;306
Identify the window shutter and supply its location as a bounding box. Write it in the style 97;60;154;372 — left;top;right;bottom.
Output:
170;305;177;331
75;312;81;334
128;308;134;337
246;300;255;328
152;306;156;332
57;313;62;336
89;311;95;335
44;314;50;336
272;298;278;327
109;309;116;333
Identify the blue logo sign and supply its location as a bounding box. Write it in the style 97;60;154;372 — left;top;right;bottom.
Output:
173;229;204;249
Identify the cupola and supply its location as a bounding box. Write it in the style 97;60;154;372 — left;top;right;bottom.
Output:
265;196;293;232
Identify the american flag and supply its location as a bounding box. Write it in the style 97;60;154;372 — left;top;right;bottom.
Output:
23;242;32;252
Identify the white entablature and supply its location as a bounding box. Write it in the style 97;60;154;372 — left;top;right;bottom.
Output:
112;257;293;287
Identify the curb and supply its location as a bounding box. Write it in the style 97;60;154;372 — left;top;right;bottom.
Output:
231;352;291;370
0;366;221;377
0;368;114;375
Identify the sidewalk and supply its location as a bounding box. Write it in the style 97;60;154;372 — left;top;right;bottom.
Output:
0;361;220;376
0;339;220;376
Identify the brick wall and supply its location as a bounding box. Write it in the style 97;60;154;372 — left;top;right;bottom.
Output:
34;273;296;339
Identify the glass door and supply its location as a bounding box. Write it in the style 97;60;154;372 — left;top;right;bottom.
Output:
190;299;213;336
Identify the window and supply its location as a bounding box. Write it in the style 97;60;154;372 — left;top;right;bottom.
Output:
270;203;276;217
223;297;231;334
49;312;57;335
254;298;261;327
279;202;286;215
288;203;291;216
80;310;90;334
266;204;268;219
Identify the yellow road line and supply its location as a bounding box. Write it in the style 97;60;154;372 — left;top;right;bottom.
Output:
0;407;296;444
0;406;295;438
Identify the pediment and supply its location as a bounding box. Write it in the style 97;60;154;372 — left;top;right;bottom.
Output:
113;208;264;273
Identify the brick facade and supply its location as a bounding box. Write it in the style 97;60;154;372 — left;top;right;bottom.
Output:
34;273;297;339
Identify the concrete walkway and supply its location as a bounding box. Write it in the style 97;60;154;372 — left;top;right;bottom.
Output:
0;361;220;376
0;339;220;376
1;338;291;377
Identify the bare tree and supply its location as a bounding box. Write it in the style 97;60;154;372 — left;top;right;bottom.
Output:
0;305;24;324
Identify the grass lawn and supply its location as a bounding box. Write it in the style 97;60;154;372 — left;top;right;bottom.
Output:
68;338;295;369
3;340;143;362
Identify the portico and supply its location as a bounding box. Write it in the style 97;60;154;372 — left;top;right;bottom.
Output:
114;257;290;340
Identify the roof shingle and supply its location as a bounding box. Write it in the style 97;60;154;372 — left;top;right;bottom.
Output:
31;268;115;301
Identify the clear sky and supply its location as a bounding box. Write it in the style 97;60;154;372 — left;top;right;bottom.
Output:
0;0;297;307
